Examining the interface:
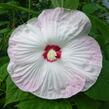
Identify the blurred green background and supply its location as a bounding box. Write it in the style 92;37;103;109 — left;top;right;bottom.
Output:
0;0;109;109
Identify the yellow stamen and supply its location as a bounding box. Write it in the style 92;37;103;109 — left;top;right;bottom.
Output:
47;49;57;61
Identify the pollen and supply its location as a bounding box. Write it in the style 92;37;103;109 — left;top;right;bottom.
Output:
47;49;57;61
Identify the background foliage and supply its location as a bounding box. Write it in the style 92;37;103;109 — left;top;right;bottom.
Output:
0;0;109;109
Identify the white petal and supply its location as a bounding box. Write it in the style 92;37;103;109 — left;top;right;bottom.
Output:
32;62;85;99
61;36;102;91
8;18;46;64
37;8;91;45
8;60;85;99
7;58;47;92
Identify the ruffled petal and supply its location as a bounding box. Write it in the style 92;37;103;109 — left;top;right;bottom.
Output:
61;36;102;91
37;8;91;45
8;18;46;64
32;62;85;99
7;58;47;92
8;60;85;99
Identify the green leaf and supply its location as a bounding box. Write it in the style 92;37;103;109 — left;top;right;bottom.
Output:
88;16;109;44
74;94;101;109
83;3;106;14
105;45;109;60
99;102;109;109
0;63;8;82
17;98;72;109
0;28;11;34
0;3;37;15
85;60;109;101
0;57;9;67
5;76;35;106
0;21;9;26
51;0;79;9
0;7;8;14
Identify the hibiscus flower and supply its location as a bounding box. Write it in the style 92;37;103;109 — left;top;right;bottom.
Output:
7;8;102;99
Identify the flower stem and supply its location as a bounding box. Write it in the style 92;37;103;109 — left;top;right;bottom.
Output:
28;0;31;20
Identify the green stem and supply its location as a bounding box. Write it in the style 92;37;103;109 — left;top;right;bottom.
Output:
12;10;15;28
28;0;31;20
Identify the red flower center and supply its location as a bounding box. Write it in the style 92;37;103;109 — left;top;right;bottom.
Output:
43;45;61;62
